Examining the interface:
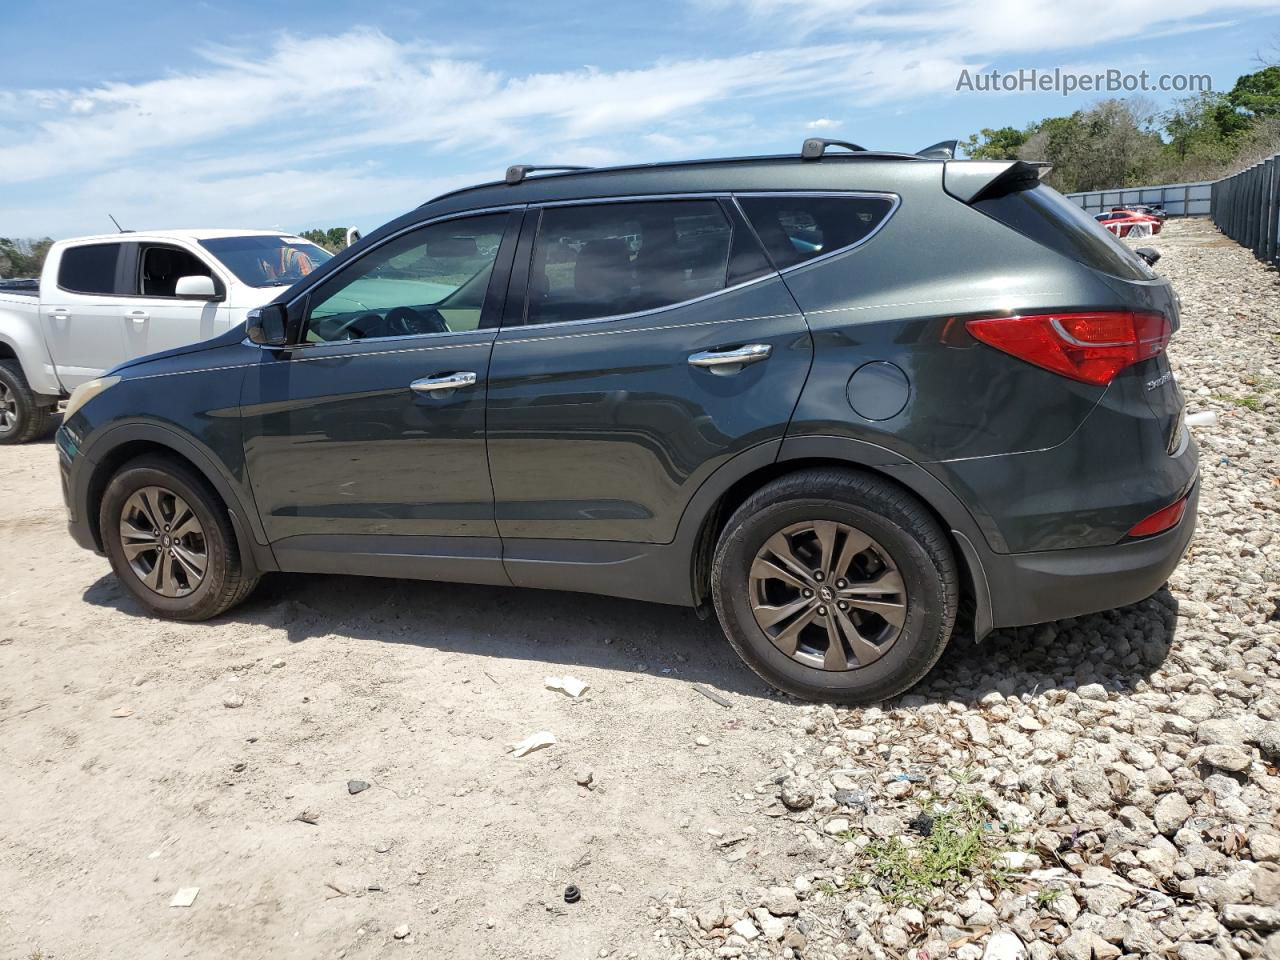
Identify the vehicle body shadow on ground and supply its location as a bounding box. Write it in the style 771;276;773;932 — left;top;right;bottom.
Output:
82;568;1179;709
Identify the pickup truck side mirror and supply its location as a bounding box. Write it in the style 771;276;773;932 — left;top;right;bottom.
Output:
175;275;220;300
1134;247;1161;267
246;304;289;347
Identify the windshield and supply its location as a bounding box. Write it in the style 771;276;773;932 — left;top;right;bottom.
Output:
198;235;333;287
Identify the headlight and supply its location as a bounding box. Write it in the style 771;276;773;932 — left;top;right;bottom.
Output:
63;375;120;421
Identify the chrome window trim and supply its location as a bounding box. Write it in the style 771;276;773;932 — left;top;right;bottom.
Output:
510;190;900;335
499;310;803;347
730;191;901;277
250;190;900;349
509;270;781;336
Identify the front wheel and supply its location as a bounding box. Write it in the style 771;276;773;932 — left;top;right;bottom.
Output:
712;469;958;704
100;456;259;620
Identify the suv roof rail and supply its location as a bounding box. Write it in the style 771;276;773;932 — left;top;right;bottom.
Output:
916;139;959;160
505;164;592;185
800;138;867;161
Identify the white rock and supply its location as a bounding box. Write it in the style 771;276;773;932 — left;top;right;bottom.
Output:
983;931;1027;960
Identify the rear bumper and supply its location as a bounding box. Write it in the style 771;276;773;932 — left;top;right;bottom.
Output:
982;477;1198;629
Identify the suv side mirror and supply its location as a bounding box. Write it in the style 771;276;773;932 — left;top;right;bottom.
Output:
246;304;289;346
175;275;220;299
1134;247;1161;267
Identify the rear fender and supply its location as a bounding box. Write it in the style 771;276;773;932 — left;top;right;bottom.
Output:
0;300;61;397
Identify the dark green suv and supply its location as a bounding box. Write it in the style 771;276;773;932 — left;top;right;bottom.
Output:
57;141;1198;703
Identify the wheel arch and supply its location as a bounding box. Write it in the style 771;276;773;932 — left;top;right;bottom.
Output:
79;423;275;578
681;436;993;639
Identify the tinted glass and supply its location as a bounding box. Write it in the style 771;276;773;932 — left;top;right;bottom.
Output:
739;195;895;270
58;243;120;295
975;182;1154;281
199;235;332;288
139;245;215;297
305;213;507;343
527;200;733;325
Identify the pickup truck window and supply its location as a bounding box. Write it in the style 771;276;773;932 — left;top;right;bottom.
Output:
58;243;121;295
138;245;216;298
198;236;332;288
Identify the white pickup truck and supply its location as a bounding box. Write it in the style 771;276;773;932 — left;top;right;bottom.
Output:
0;229;333;443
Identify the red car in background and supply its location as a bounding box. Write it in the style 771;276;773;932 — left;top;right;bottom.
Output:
1095;209;1163;238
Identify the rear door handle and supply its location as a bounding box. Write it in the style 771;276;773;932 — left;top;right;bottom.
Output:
410;371;478;394
49;308;71;320
688;343;772;371
127;310;149;323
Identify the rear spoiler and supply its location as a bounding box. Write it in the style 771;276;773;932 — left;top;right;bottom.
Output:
942;159;1048;203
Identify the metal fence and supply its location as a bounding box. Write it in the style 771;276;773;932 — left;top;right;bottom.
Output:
1211;153;1280;269
1066;181;1213;217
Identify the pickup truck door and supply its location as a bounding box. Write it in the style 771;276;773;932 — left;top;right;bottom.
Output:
119;242;228;357
40;241;130;389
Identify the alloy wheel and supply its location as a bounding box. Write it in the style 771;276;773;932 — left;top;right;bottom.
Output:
0;381;15;435
118;486;208;598
748;520;907;671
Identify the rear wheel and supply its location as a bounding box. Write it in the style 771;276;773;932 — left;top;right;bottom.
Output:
712;468;958;704
0;360;55;445
100;456;258;620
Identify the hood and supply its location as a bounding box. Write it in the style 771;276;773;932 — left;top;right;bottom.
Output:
108;322;254;375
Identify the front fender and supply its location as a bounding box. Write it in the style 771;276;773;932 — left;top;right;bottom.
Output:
71;418;276;577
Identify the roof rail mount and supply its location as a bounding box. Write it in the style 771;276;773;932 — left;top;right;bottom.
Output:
800;138;867;161
916;139;959;160
505;164;591;185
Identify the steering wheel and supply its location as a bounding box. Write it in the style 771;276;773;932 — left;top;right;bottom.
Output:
386;305;448;337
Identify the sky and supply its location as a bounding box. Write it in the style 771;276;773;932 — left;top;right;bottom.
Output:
1;0;1277;239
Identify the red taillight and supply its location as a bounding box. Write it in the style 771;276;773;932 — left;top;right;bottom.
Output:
1127;495;1188;538
965;311;1171;386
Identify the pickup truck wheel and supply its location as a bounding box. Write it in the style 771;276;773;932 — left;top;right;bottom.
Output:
0;360;55;445
711;468;958;705
100;456;259;621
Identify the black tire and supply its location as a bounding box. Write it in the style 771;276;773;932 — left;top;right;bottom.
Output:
100;455;258;621
712;468;958;705
0;359;55;445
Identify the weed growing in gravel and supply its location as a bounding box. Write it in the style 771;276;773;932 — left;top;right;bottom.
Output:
1034;887;1064;908
1213;393;1264;411
860;792;1009;906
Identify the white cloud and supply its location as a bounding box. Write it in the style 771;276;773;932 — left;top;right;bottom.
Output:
0;2;1270;236
715;0;1274;53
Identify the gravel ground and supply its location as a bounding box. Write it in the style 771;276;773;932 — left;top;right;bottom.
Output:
649;220;1280;960
1;218;1277;960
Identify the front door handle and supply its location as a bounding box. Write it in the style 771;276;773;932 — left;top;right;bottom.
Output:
127;310;149;323
49;308;71;320
688;343;772;371
410;371;478;394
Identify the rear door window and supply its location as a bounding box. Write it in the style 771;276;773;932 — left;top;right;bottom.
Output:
738;195;896;270
57;243;121;295
526;199;745;326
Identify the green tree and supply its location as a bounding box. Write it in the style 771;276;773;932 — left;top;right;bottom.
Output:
961;125;1037;160
0;237;54;278
1225;66;1280;119
299;227;350;251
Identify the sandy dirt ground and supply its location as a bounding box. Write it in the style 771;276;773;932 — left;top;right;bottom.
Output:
0;425;810;959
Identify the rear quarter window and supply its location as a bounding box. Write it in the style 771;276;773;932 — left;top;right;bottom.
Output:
974;183;1155;281
738;195;896;270
58;243;121;295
